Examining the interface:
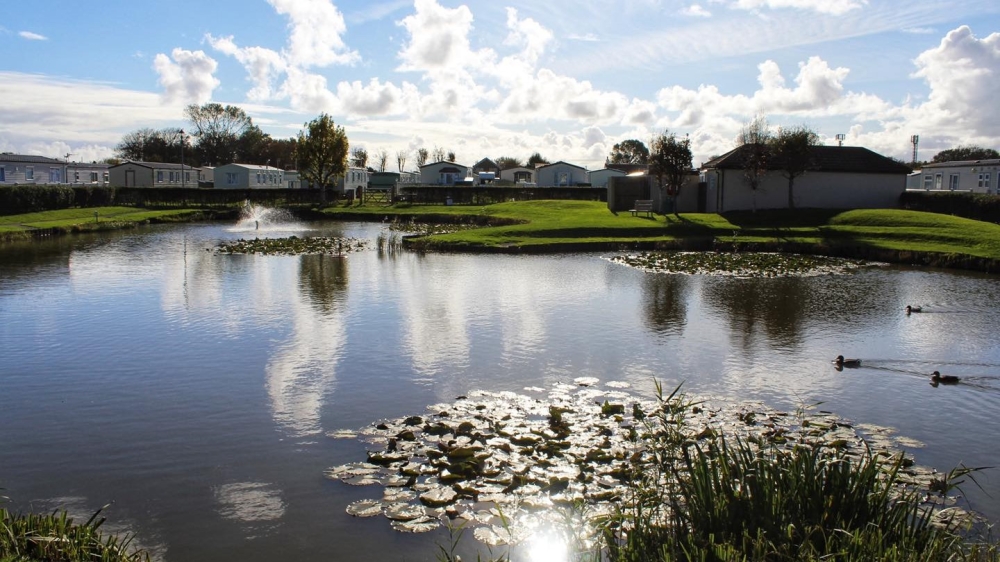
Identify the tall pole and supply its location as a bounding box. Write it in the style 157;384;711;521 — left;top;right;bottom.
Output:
180;129;186;189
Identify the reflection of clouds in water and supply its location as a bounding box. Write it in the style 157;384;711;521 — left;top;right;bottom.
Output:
31;496;168;562
214;482;285;523
399;256;609;377
266;258;347;437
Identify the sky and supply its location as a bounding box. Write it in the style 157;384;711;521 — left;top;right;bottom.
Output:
1;0;999;169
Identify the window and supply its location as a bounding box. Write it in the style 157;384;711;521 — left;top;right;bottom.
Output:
90;172;99;183
169;171;175;182
226;172;238;185
949;174;959;190
185;172;191;182
934;173;942;190
979;173;991;191
256;172;262;184
74;171;80;182
157;171;164;182
923;175;933;189
0;167;5;181
26;166;34;180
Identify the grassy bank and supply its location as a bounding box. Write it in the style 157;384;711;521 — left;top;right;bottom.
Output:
324;201;1000;269
1;504;148;562
0;207;222;242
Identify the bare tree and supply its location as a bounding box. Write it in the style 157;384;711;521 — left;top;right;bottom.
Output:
446;151;456;162
648;131;693;215
376;149;389;172
395;149;409;172
416;148;429;168
185;103;253;165
350;147;368;168
737;114;772;213
432;146;446;162
771;125;820;209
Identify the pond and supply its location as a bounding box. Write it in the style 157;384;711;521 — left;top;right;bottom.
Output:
2;219;999;561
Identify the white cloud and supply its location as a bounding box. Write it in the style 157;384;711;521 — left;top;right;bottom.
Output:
207;34;287;101
267;0;359;68
396;0;489;71
681;4;712;17
153;48;220;105
19;31;47;40
903;27;936;35
731;0;867;15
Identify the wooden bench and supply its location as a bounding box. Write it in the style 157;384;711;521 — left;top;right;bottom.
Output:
630;199;654;217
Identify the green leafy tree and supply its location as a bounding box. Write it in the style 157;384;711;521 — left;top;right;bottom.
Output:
527;152;549;167
235;125;272;165
771;125;820;209
649;131;693;215
263;137;297;170
608;139;650;165
932;145;1000;163
296;113;349;202
185;103;253;166
495;156;524;170
737;114;772;213
350;147;368;168
446;151;456;163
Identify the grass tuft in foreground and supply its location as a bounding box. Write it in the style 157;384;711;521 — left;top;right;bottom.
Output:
0;502;149;562
596;383;998;562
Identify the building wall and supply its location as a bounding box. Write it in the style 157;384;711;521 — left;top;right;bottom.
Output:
0;161;66;184
707;169;905;212
914;163;998;194
499;167;535;184
588;169;626;188
67;165;110;186
338;167;369;194
213;164;284;189
536;163;588;186
419;162;470;185
110;163;153;187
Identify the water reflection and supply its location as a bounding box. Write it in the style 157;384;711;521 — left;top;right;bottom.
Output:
702;277;810;350
298;255;348;314
214;482;286;539
641;273;688;337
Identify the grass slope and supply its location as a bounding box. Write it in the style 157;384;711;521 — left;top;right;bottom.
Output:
325;201;1000;260
0;207;206;239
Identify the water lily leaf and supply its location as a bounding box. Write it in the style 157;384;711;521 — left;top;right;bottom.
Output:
346;499;383;518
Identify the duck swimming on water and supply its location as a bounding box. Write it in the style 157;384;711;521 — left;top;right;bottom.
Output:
930;371;960;385
905;305;922;314
835;355;861;368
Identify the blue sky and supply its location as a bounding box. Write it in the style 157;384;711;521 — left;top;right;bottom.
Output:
2;0;999;168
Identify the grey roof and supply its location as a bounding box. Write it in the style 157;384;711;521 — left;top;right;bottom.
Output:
537;160;587;171
110;161;194;170
66;162;110;169
0;154;65;164
702;145;912;175
921;158;1000;169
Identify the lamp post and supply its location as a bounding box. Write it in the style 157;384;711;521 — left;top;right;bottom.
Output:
179;128;186;189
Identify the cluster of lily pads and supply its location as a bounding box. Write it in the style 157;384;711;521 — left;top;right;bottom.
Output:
611;251;873;277
215;236;367;256
325;379;959;547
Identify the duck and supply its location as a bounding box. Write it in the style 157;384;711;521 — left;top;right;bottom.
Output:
930;371;960;385
835;355;861;368
905;305;922;314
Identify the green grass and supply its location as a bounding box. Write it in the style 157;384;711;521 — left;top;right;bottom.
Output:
1;505;148;562
323;200;1000;261
0;207;207;241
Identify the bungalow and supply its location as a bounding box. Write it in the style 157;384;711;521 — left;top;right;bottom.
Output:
588;168;626;188
67;162;110;186
911;159;999;194
419;161;471;185
213;163;284;189
339;166;369;196
699;145;911;212
0;154;67;184
109;161;197;188
499;166;535;185
472;158;501;177
536;161;589;187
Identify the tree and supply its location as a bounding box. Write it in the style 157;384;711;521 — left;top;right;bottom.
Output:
376;149;389;172
396;149;408;173
527;152;549;168
770;125;820;209
495;156;523;170
115;128;178;163
185;103;253;166
648;131;693;215
350;147;368;169
932;145;1000;163
296;113;349;202
446;151;456;163
432;147;446;162
262;137;298;170
608;139;650;165
416;148;429;168
235;125;272;165
736;114;772;212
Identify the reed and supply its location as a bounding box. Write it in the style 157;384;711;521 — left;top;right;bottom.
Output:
0;503;148;562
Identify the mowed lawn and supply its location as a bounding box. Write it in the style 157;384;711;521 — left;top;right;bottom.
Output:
0;207;202;234
327;200;1000;259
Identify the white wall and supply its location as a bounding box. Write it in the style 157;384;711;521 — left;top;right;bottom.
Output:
708;170;905;211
